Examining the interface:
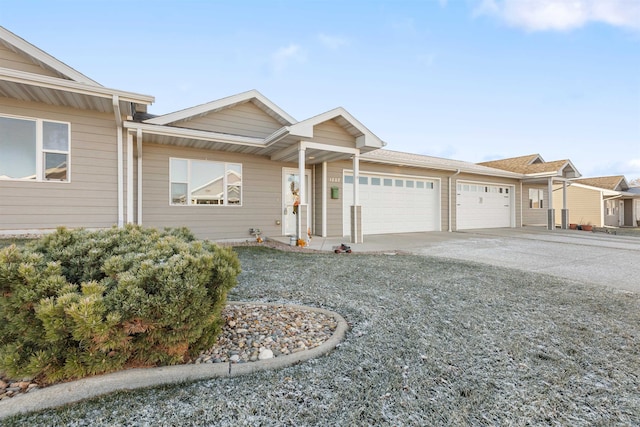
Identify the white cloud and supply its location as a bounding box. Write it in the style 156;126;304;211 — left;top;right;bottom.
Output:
270;44;305;73
475;0;640;32
318;33;349;49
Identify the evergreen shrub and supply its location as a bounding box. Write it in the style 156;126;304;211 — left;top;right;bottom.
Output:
0;225;240;384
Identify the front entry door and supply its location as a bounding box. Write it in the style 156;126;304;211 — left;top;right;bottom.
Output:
283;168;311;236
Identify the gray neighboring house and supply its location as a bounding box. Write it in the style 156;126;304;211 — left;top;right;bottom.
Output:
2;26;572;242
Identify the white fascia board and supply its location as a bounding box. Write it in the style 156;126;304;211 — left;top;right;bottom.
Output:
361;156;523;178
0;26;102;86
144;89;296;126
570;182;620;196
263;126;291;145
0;67;154;104
301;141;359;155
523;171;562;178
123;121;265;146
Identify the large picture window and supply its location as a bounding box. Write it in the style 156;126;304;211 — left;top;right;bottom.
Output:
170;158;242;206
0;115;70;181
529;188;544;209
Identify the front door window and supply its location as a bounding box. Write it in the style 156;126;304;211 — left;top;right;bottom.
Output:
283;169;310;236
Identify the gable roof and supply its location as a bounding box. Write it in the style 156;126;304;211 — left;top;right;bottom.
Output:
143;89;296;127
0;26;101;86
360;150;524;178
478;154;544;172
572;176;629;191
284;107;385;151
0;26;154;115
478;154;580;178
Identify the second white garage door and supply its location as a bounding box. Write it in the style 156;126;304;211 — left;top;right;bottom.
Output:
343;172;441;236
456;181;514;230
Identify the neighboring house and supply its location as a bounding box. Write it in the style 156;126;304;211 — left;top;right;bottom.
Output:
2;26;570;242
553;176;640;228
478;154;581;230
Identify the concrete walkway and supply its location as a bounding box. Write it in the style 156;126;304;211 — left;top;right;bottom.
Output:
274;227;640;293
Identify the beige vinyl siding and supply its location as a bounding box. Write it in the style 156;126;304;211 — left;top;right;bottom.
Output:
0;98;120;230
171;102;283;138
553;185;603;227
522;184;548;226
140;142;293;240
324;162;347;236
307;120;354;149
0;42;63;78
451;173;521;231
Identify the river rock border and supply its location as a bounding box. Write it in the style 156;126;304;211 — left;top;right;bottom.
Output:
0;302;348;420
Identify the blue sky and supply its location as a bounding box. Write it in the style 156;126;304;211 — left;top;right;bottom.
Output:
2;0;639;181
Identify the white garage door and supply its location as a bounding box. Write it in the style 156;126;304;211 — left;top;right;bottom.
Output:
456;182;513;230
343;173;440;236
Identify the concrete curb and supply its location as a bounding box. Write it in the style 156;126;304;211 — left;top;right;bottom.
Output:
0;302;349;420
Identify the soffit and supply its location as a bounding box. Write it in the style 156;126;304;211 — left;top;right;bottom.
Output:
0;68;154;114
131;124;356;165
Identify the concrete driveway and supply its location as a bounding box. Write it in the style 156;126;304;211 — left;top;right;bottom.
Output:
299;227;640;293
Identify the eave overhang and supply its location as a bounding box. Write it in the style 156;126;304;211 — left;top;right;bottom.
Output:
0;67;154;114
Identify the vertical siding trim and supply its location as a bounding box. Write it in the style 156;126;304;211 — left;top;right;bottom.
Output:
448;169;460;232
127;131;134;223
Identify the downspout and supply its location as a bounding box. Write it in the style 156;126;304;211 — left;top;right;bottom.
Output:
112;96;124;227
448;169;461;232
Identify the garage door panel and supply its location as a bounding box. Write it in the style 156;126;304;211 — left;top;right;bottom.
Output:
344;173;440;235
457;182;513;230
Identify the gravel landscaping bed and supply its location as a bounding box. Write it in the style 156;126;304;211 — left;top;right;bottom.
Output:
4;246;639;426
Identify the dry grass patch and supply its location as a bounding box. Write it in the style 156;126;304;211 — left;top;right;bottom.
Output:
4;247;639;426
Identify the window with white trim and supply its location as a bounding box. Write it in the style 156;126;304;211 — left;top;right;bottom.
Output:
529;188;544;209
605;200;616;216
170;158;242;206
0;115;70;181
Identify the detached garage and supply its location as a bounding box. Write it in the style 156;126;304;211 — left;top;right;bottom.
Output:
456;181;515;230
343;172;441;235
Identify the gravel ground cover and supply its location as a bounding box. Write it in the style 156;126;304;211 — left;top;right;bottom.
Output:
4;246;640;426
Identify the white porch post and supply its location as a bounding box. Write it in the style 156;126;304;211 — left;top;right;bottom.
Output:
126;131;134;224
351;153;362;244
322;161;327;237
298;144;306;240
353;153;359;206
547;177;555;230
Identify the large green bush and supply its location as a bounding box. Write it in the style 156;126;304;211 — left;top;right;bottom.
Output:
0;225;240;384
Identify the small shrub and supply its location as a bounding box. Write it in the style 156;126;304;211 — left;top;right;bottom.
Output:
0;225;240;384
